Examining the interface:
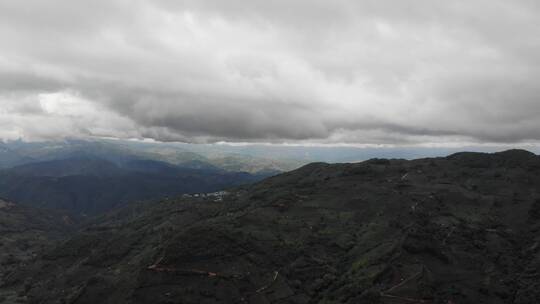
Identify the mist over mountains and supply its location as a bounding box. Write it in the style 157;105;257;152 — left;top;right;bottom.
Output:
1;139;539;217
0;140;290;216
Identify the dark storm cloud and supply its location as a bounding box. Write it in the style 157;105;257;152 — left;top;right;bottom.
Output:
0;0;539;144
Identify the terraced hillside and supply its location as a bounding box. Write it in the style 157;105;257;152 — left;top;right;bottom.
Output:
3;150;540;304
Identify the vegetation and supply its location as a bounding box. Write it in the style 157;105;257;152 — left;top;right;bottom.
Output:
1;150;540;303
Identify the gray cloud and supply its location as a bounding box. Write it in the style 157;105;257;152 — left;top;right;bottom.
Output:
0;0;539;145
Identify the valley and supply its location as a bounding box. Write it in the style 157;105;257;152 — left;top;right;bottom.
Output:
0;140;284;216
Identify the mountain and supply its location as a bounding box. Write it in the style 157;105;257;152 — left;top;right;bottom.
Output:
3;149;540;303
0;157;268;216
8;157;123;177
0;140;305;174
0;143;32;169
0;198;75;302
208;154;294;175
0;140;142;168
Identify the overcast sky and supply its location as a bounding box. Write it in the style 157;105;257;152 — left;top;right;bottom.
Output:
0;0;539;145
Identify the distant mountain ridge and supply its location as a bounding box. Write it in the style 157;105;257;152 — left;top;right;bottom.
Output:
0;156;268;216
0;140;292;216
9;157;122;177
0;140;304;174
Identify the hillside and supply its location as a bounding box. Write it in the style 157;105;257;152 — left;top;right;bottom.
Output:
2;150;540;303
0;198;75;302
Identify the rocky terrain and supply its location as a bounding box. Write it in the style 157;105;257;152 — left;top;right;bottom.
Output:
2;150;540;303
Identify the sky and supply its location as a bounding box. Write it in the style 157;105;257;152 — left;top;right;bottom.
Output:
0;0;539;146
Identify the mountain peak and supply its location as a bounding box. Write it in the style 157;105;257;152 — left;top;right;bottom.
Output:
494;148;537;158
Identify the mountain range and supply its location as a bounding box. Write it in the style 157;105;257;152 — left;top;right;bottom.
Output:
0;140;305;173
0;157;269;216
1;149;539;303
0;140;299;216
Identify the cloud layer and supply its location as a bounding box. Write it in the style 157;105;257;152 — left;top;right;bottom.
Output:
1;0;539;144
